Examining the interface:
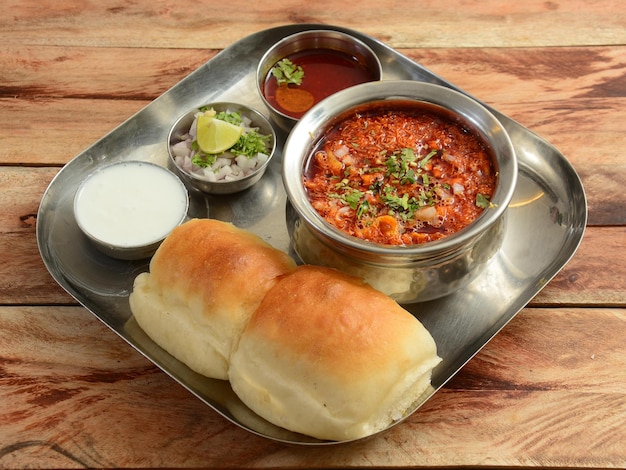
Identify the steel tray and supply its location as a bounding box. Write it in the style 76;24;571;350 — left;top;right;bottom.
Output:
37;24;587;445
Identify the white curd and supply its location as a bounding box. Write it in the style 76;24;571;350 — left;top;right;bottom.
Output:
74;161;188;248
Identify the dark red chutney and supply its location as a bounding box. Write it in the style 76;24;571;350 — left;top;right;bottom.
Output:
262;49;378;119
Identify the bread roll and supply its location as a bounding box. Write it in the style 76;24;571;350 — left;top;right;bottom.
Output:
129;218;296;380
228;265;441;441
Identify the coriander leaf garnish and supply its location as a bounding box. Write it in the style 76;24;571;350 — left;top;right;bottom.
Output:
476;193;494;209
230;130;271;158
214;110;243;125
357;200;372;218
328;187;364;211
271;58;305;86
418;149;437;168
334;178;351;190
385;148;418;183
382;187;410;211
191;153;217;168
343;188;364;209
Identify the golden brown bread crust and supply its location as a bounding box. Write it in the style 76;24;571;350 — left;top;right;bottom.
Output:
130;220;440;440
148;218;295;315
129;218;296;380
229;264;441;441
244;265;416;379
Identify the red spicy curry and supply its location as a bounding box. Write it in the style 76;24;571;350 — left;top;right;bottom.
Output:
303;102;497;245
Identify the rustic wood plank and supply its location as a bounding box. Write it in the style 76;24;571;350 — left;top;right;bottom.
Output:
576;165;626;226
0;306;264;468
407;47;626;227
450;307;626;392
2;0;625;49
409;46;626;106
0;167;74;305
3;45;623;105
0;45;215;100
0;97;150;167
410;46;626;166
2;45;624;171
1;306;624;468
532;227;626;307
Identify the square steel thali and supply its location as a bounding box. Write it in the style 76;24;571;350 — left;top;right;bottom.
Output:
37;24;587;445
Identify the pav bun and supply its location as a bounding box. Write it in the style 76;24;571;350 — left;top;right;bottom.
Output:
129;218;296;380
228;264;441;441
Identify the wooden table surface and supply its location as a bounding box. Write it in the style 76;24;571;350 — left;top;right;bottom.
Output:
2;0;625;468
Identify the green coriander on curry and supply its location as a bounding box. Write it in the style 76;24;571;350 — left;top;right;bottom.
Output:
304;104;497;245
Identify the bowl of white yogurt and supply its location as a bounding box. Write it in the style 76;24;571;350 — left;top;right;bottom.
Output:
73;160;189;260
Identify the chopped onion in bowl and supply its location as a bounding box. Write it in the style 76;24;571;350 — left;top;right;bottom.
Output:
171;108;272;182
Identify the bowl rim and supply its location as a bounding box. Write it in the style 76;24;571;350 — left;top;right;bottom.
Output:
282;80;518;258
167;101;277;187
256;29;383;124
73;159;189;250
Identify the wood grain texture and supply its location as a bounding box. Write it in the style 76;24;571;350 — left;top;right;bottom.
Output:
2;0;625;49
1;306;624;468
0;167;74;304
1;0;625;467
0;97;150;166
531;227;626;307
0;45;215;100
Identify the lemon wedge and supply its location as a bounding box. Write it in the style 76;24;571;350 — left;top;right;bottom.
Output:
196;114;243;154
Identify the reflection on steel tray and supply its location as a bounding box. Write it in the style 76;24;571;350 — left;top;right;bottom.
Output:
36;24;587;445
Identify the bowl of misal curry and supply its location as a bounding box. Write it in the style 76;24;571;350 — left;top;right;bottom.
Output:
282;80;518;303
257;29;382;132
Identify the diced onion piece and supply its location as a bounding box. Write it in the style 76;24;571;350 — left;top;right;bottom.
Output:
333;144;350;158
435;186;455;204
414;206;438;222
452;182;465;194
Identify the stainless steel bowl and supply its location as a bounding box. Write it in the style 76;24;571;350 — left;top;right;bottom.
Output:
74;160;189;260
282;80;518;303
256;29;382;132
167;102;277;195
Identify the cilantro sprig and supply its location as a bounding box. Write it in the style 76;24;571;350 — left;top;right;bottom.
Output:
230;130;271;158
271;58;305;86
329;186;364;210
476;193;494;209
215;110;242;125
320;145;494;226
191;145;216;167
